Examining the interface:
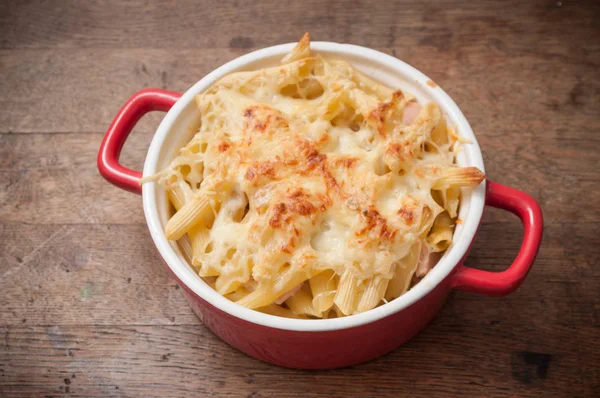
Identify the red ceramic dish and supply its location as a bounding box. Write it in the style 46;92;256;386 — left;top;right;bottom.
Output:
98;42;543;369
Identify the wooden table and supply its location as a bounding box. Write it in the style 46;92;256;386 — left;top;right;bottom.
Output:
1;1;598;396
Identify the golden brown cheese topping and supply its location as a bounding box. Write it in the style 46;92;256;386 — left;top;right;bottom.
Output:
147;33;484;318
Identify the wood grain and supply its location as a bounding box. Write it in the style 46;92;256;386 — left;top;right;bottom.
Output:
1;323;597;397
1;221;597;326
1;0;599;396
0;131;597;225
1;0;598;50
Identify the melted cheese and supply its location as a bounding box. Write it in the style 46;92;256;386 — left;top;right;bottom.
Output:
151;37;483;308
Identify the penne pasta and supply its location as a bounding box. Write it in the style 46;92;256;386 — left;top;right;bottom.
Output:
215;274;243;296
328;60;394;101
236;268;322;310
198;262;220;277
285;284;322;318
348;88;381;117
225;287;251;302
168;182;194;210
309;270;337;313
148;33;485;319
203;276;217;290
165;196;212;240
334;270;360;315
435;187;460;219
191;227;211;264
215;252;252;295
430;115;449;147
429;166;486;190
356;276;389;313
188;225;220;277
385;242;421;301
257;304;307;319
177;234;193;265
281;32;311;64
427;212;454;252
205;57;317;96
331;304;345;318
168;187;186;211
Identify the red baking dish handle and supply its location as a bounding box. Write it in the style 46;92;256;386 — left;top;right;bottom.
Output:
452;180;543;296
97;88;182;194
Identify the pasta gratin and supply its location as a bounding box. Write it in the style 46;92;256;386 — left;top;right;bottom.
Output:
143;34;485;319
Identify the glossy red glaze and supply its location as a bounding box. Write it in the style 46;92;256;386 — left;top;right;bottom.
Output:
98;88;544;369
453;181;544;296
175;265;453;369
97;88;181;194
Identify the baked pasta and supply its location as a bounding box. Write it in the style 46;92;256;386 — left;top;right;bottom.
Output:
144;33;485;318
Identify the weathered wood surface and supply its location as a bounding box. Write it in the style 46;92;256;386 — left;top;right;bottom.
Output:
1;0;598;396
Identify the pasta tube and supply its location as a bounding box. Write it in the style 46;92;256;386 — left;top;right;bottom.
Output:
334;270;359;315
356;276;389;313
165;196;212;240
286;284;322;318
309;270;337;313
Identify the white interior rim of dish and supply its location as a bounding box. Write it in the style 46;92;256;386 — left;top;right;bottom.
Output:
142;41;486;332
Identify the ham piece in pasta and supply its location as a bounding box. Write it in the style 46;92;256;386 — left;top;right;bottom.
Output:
402;101;422;125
